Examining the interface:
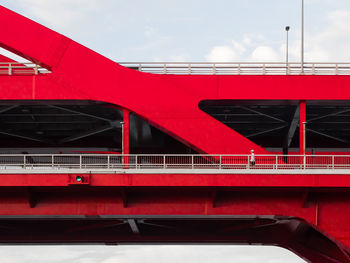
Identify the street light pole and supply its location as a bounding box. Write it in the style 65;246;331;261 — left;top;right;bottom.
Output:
301;0;304;74
120;121;125;154
285;26;290;74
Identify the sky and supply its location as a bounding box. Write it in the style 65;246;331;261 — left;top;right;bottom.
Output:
0;0;349;262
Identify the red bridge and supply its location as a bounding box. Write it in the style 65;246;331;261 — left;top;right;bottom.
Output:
2;6;350;263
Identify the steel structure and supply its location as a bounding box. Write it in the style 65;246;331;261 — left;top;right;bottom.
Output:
2;6;350;263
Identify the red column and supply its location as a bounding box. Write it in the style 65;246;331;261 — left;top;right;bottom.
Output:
299;101;306;155
122;109;130;155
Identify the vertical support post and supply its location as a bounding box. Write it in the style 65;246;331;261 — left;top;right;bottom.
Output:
299;101;306;155
107;155;110;169
299;100;307;169
192;155;194;169
79;155;82;169
332;155;335;169
163;155;166;169
24;155;26;169
219;155;222;169
275;155;278;169
122;109;130;167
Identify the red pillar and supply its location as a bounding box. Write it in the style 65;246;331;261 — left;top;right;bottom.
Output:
299;101;306;155
122;109;130;155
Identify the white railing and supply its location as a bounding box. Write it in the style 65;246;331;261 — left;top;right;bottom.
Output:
119;62;350;75
0;154;349;171
3;62;350;76
0;62;50;75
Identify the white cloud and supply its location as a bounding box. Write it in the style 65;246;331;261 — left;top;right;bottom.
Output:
13;0;103;32
304;9;350;61
249;46;281;62
206;45;240;62
205;40;246;62
206;8;350;63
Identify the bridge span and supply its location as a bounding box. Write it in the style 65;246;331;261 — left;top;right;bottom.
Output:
2;5;350;263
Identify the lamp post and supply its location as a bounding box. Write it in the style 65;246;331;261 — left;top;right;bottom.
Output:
285;26;290;74
301;0;304;74
120;121;125;165
120;122;125;154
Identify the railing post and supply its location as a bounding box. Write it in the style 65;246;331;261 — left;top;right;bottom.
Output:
163;64;167;74
263;64;266;75
8;63;12;75
135;155;138;169
188;64;191;74
238;64;241;75
107;155;110;169
332;155;335;169
275;155;278;169
23;155;26;169
303;155;306;169
247;155;250;169
138;64;142;72
312;64;315;75
335;64;339;75
219;155;222;169
213;64;216;75
163;155;166;169
79;155;82;169
34;64;38;75
52;155;54;168
191;155;194;169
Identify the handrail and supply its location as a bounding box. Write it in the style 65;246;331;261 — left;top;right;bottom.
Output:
3;61;350;76
0;153;349;171
0;62;50;75
119;62;350;75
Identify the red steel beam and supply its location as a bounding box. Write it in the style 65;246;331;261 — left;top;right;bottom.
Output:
300;100;306;155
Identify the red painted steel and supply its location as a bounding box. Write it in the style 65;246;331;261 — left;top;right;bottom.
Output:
300;101;306;155
1;6;350;262
123;109;130;155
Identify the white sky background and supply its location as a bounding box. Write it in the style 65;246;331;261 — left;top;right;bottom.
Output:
0;0;349;262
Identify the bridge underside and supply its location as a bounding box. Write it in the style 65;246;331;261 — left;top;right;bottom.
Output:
0;185;348;262
0;215;347;263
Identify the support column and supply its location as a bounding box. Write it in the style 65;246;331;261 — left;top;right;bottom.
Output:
122;109;130;155
299;101;306;155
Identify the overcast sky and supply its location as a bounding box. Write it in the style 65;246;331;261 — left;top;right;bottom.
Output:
0;0;349;262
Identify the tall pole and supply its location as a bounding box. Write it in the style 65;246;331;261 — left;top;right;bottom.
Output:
286;26;290;74
301;0;304;74
120;121;125;154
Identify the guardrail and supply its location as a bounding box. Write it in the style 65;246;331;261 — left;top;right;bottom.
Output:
0;62;50;75
0;154;349;170
3;62;350;76
119;62;350;75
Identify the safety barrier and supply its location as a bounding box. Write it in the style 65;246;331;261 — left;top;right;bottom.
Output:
3;62;350;76
0;154;348;170
0;62;50;75
120;62;350;75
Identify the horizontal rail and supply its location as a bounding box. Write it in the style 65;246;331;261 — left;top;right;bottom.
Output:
0;62;50;75
4;62;350;76
0;154;349;172
119;62;350;75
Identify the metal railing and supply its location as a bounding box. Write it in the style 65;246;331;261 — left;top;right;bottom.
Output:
0;62;50;75
3;62;350;76
119;62;350;75
0;154;349;171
